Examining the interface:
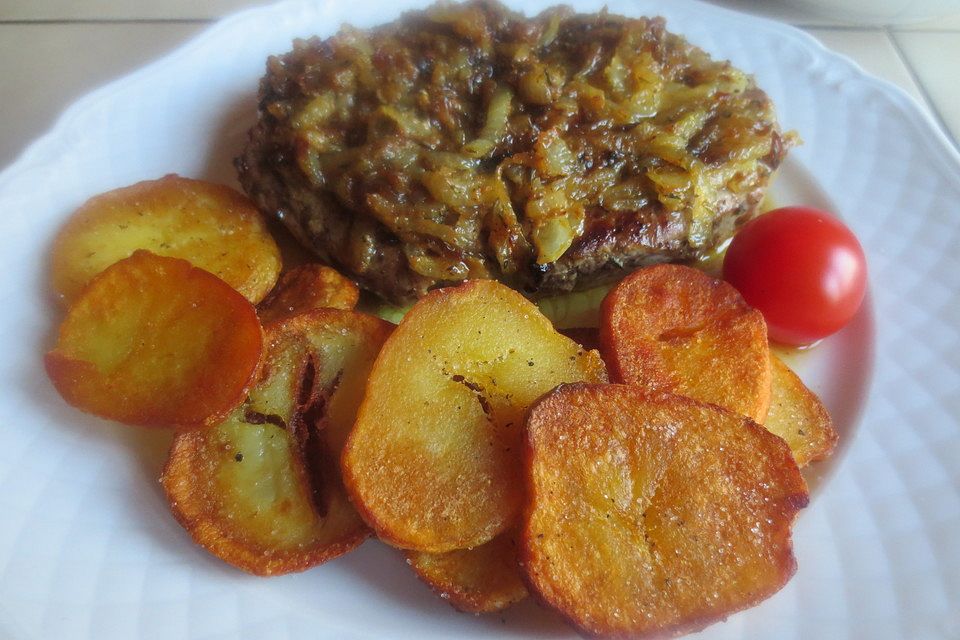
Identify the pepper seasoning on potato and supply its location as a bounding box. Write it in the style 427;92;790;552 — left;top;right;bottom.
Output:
342;279;607;553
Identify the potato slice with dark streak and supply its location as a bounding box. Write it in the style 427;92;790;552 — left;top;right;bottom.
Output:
522;383;808;639
342;279;607;553
45;250;262;429
765;355;838;466
258;264;360;324
406;531;528;614
161;309;392;575
600;264;771;423
49;175;281;305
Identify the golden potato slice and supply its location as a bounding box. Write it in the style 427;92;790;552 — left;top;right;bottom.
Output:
522;384;808;639
765;355;838;466
161;309;392;575
406;531;528;614
258;264;359;324
45;250;262;428
49;174;281;305
342;279;607;553
600;264;771;422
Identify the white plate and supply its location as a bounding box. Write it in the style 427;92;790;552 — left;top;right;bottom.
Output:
0;1;957;638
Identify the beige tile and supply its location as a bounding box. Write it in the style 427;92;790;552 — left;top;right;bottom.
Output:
804;29;927;104
895;12;960;29
2;0;958;25
893;30;960;144
701;0;840;25
0;24;203;169
0;0;856;25
2;0;849;24
0;0;255;20
728;1;960;27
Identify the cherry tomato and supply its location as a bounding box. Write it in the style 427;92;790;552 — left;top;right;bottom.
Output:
722;206;867;346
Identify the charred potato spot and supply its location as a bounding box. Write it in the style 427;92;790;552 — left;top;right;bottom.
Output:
50;174;281;305
406;531;528;613
600;263;771;422
44;251;262;429
764;355;838;466
161;309;392;575
342;279;607;553
522;384;808;638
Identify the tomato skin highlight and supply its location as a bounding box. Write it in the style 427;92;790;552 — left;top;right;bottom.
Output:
722;207;867;346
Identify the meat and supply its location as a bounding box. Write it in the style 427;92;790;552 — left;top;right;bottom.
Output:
237;0;789;305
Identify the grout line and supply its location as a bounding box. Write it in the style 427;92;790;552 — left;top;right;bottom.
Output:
886;27;960;152
795;24;960;32
0;18;211;26
889;27;960;34
792;24;891;31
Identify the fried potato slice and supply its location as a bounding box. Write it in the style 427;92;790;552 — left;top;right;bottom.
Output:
45;250;262;428
258;264;360;324
765;355;838;466
342;279;607;553
161;309;392;575
522;383;808;639
406;531;528;614
49;174;281;305
600;264;771;422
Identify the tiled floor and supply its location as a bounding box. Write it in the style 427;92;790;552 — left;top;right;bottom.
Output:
893;30;960;142
1;1;958;168
0;23;206;168
803;28;925;102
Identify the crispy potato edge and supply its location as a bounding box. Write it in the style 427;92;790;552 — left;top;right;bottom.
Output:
257;264;361;324
768;355;838;466
160;432;370;576
45;250;264;430
160;310;392;575
518;383;809;639
598;264;772;423
49;174;282;306
340;282;496;551
405;539;529;614
341;279;606;553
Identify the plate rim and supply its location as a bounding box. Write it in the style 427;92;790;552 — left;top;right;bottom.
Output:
0;1;957;638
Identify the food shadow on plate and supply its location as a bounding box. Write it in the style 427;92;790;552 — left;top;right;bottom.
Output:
200;89;318;270
311;538;572;637
15;364;188;550
29;210;199;561
796;291;876;495
197;89;257;189
31;259;171;484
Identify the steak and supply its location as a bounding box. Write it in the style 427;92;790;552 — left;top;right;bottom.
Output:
237;0;789;305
